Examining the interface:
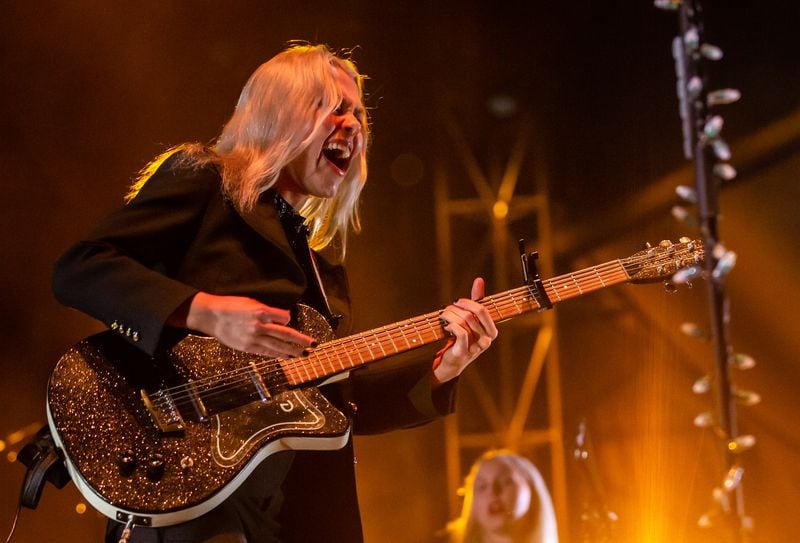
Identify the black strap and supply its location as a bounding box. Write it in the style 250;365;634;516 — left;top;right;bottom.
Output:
17;425;70;509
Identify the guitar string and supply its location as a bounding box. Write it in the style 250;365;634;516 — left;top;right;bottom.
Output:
152;246;699;410
151;246;700;410
151;246;701;411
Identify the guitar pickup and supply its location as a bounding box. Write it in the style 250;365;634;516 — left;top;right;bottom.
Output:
141;389;185;434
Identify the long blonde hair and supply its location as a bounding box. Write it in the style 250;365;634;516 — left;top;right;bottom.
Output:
129;43;370;260
448;449;559;543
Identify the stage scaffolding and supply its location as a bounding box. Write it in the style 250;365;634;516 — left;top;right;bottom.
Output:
434;109;569;541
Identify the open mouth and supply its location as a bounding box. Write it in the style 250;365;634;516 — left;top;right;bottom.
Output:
322;140;352;175
488;501;506;515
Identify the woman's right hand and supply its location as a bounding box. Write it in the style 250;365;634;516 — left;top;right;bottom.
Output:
176;292;316;357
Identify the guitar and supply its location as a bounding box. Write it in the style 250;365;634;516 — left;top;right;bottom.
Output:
46;238;703;527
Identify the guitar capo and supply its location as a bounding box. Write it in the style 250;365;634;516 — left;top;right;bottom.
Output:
519;239;552;310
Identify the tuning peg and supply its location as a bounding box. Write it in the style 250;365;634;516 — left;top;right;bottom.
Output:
711;138;731;161
704;115;724;138
713;163;737;180
708;88;741;106
676;184;698;203
700;43;724;60
731;353;756;370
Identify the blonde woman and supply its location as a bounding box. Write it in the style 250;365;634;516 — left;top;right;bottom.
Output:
449;450;558;543
53;44;497;542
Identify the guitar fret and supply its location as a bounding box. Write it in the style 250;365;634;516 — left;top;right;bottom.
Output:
508;291;523;314
299;357;313;382
317;348;333;374
372;330;388;357
342;341;357;367
425;317;441;343
571;274;584;294
546;281;561;302
594;267;607;287
487;297;503;320
382;325;400;354
413;320;425;345
398;322;413;348
360;335;375;361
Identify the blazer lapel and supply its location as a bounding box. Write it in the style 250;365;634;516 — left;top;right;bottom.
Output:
238;194;305;279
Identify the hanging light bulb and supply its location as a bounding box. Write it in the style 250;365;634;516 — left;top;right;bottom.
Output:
700;43;724;60
674;265;702;285
692;375;711;394
711;138;731;161
694;411;714;428
676;184;698;203
732;353;756;370
712;486;731;511
723;465;744;492
653;0;680;10
681;322;707;339
727;434;756;453
713;250;737;280
713;163;737;180
734;388;761;406
708;88;741;106
704;115;724;138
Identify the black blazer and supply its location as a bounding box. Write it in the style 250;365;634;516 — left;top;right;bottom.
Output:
53;152;456;542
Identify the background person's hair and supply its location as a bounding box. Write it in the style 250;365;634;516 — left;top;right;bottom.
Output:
448;449;559;543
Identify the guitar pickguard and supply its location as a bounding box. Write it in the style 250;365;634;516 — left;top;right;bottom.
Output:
212;388;347;468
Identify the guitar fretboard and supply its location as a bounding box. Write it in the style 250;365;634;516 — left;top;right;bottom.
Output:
281;259;631;386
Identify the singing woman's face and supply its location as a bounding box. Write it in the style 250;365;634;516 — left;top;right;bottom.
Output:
471;458;532;536
279;66;365;206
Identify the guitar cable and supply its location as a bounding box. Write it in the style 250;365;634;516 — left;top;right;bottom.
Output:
5;425;71;542
4;477;25;543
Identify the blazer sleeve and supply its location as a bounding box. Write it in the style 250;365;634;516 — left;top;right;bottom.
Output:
52;157;220;355
347;344;459;435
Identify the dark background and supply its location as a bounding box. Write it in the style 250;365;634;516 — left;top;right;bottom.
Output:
1;1;798;542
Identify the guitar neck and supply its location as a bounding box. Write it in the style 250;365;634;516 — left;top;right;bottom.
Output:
281;258;631;386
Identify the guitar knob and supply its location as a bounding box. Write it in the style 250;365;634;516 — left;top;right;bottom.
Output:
146;454;165;481
115;449;137;477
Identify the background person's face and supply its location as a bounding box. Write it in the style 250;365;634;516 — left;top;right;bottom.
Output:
472;459;532;536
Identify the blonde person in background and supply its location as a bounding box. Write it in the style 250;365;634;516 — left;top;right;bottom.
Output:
448;449;558;543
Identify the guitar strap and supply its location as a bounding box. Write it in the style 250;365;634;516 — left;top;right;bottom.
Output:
16;425;70;509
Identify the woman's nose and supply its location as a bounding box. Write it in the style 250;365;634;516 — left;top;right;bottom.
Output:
341;113;361;134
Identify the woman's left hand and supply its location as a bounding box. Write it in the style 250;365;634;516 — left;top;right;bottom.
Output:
432;277;498;385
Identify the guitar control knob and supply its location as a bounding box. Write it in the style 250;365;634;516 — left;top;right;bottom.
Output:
180;456;194;472
146;454;165;481
115;449;136;477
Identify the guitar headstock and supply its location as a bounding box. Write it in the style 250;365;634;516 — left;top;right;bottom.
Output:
625;237;705;283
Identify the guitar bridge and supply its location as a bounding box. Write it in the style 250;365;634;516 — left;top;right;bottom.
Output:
140;389;185;434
